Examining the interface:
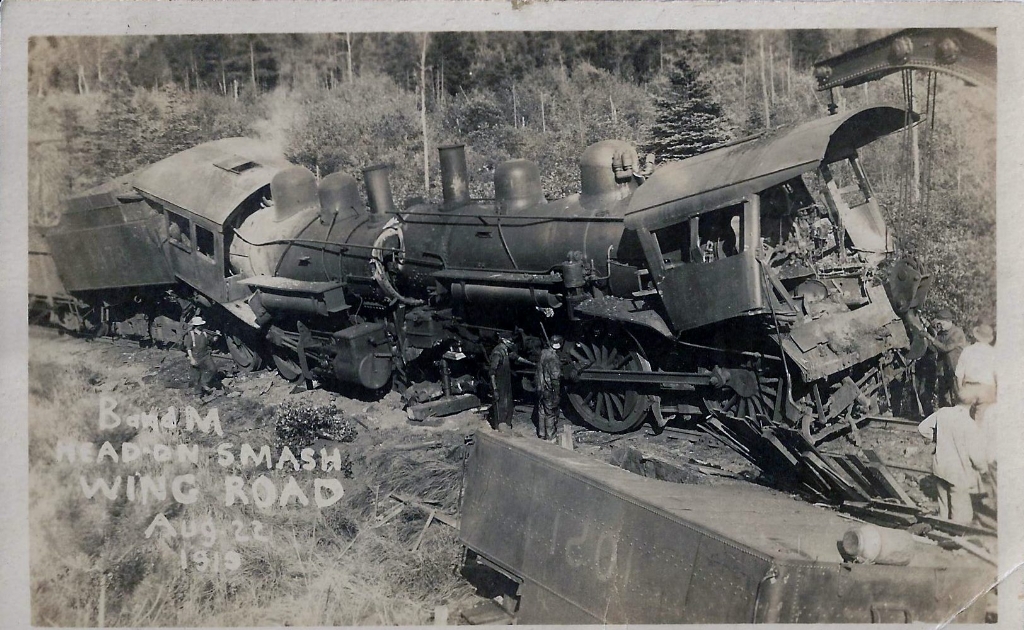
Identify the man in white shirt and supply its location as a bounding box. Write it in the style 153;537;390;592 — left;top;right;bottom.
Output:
974;400;998;507
956;323;996;406
918;397;986;524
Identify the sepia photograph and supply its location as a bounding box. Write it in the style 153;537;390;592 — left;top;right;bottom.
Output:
3;3;1017;626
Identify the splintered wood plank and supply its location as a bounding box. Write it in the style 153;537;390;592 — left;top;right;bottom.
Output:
803;450;870;502
846;455;895;499
830;455;876;494
863;449;919;508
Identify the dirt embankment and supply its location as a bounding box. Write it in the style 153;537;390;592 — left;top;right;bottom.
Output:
27;329;945;626
28;331;485;626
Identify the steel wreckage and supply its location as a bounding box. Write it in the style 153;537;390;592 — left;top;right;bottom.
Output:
31;104;998;622
31;105;938;502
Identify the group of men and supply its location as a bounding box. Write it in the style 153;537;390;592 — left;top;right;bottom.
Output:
488;333;569;443
486;313;999;525
917;315;997;524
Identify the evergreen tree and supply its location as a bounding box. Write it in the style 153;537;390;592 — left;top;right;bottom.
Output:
648;57;731;161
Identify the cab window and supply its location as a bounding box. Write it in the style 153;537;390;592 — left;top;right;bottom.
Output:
653;221;692;265
653;204;744;266
195;224;216;259
166;211;191;251
697;204;743;262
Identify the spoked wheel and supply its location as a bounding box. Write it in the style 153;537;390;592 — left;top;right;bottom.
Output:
272;352;302;382
226;334;263;372
703;366;781;428
566;333;653;433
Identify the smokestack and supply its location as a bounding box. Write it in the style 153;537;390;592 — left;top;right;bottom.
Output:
318;172;364;223
362;164;396;216
438;144;470;207
270;166;319;222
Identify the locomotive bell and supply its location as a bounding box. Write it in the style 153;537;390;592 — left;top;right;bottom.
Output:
270;166;320;222
438;144;471;207
494;159;544;213
318;172;364;222
363;164;397;216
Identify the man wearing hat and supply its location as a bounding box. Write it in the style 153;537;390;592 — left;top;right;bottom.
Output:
488;333;517;434
957;322;997;407
185;315;221;396
536;335;564;441
926;308;967;408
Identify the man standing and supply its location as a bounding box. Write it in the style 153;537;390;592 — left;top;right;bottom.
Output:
918;394;986;524
536;335;564;442
927;309;967;407
185;315;220;396
488;334;516;434
956;322;996;406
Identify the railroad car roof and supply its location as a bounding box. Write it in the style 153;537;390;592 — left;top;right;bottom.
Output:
625;105;916;231
130;137;295;226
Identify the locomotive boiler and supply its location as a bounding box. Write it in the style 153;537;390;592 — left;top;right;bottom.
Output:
33;105;921;502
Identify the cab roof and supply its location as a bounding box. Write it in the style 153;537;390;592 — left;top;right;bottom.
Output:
625;105;916;231
130;137;295;227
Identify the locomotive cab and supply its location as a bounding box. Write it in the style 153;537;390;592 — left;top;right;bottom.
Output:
130;138;298;306
627;105;914;338
634;196;764;331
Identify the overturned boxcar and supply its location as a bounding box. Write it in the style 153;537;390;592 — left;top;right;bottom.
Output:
460;431;992;624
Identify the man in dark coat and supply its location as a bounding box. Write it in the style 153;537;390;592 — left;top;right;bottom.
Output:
185;316;221;396
488;334;516;433
927;309;967;408
536;335;564;441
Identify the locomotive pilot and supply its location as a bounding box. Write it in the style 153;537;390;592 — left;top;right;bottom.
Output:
185;316;222;397
536;335;564;442
488;333;516;434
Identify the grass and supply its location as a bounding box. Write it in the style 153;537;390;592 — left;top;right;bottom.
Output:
29;347;473;626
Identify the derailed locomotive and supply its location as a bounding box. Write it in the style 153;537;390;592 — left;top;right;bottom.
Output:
34;105;920;501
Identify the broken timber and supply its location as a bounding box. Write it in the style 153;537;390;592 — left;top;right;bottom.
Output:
408;393;480;420
390;492;459;528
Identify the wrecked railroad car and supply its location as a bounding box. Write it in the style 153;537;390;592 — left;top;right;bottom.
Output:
459;431;993;624
31;105;928;502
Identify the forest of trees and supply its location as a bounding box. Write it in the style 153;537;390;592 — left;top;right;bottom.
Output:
27;30;995;326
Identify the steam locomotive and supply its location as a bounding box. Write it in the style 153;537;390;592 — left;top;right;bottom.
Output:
31;105;923;501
